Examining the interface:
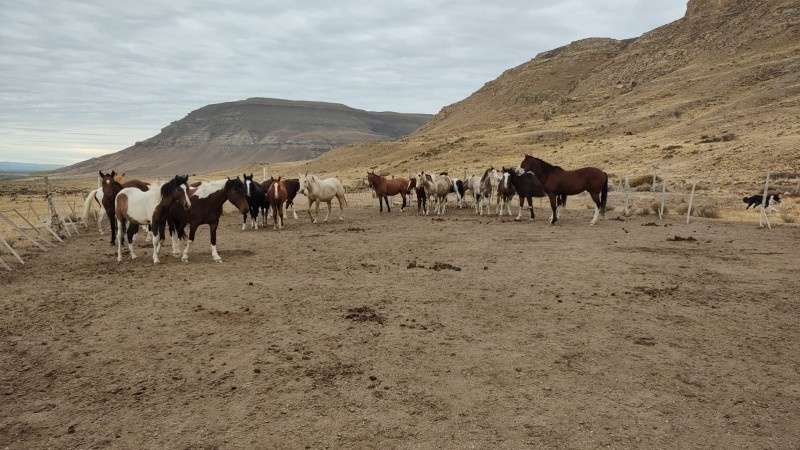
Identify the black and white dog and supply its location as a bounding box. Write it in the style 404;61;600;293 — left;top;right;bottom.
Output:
743;193;781;212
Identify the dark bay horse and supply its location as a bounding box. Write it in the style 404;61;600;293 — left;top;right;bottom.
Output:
99;170;150;245
165;178;250;262
366;172;410;213
243;173;268;230
520;154;608;225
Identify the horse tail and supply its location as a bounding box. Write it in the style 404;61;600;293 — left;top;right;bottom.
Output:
81;188;98;224
600;174;609;212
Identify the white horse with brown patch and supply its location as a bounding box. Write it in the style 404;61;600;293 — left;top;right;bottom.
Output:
298;173;347;222
115;175;192;264
81;187;107;234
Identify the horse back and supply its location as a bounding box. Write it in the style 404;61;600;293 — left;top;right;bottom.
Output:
122;179;150;191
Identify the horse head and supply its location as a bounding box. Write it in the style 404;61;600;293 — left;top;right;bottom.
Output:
225;178;250;214
162;175;191;211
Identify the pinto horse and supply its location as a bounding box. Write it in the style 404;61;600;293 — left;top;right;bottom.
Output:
497;168;517;217
503;167;547;221
520;154;608;225
266;177;288;230
115;175;191;263
366;172;410;213
242;173;268;230
165;178;249;263
99;170;151;245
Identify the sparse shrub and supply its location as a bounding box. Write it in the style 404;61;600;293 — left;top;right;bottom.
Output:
782;214;797;224
629;175;662;188
676;204;690;215
696;205;720;218
635;207;650;216
635;183;652;192
605;205;615;212
650;202;668;216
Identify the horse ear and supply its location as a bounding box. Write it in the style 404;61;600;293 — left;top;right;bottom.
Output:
277;176;282;181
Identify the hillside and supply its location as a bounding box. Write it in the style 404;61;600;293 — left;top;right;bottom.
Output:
251;0;799;187
58;98;431;176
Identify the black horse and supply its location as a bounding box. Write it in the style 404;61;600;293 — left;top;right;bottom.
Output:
242;173;268;230
503;167;548;221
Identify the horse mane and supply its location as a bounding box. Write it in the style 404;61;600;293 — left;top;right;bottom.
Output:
480;168;493;183
193;179;227;199
526;155;562;173
161;175;187;197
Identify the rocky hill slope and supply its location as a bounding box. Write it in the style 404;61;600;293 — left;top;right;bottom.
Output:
58;98;431;176
264;0;799;186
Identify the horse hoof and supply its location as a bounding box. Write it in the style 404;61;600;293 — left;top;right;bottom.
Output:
214;258;222;263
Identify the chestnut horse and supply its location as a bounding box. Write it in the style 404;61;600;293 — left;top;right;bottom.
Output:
266;176;287;230
165;178;250;263
115;175;191;263
99;170;151;245
366;172;410;213
520;154;608;225
262;178;301;220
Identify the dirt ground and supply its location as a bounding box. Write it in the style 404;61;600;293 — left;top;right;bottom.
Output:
1;196;799;449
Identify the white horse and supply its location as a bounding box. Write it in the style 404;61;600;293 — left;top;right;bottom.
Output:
81;187;106;234
480;167;502;214
298;173;347;222
115;175;191;264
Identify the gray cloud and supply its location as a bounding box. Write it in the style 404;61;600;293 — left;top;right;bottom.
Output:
0;0;686;164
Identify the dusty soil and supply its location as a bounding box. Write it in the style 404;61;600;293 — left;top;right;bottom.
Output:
1;199;799;449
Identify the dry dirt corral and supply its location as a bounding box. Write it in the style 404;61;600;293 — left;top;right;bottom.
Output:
1;202;799;449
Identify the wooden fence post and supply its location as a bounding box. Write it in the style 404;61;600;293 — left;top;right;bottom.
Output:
686;181;697;224
759;172;771;229
0;253;11;271
623;171;630;216
44;177;64;237
12;209;55;247
659;179;667;220
651;166;657;192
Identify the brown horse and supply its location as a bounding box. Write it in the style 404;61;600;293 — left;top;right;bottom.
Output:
165;178;250;263
262;178;301;220
366;172;410;213
266;176;287;230
520;154;608;225
99;170;151;245
408;177;427;214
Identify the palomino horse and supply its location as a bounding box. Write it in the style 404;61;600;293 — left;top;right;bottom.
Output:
266;177;288;230
366;172;410;213
503;167;547;221
242;173;268;230
165;178;249;263
81;187;106;234
115;175;191;263
497;168;517;217
99;170;151;245
298;173;347;222
520;154;608;225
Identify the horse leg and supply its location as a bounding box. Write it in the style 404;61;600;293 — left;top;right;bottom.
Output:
109;212;117;246
181;228;194;263
528;196;535;221
126;223;138;260
242;212;247;231
589;191;601;225
323;201;332;221
515;197;523;221
291;201;299;220
547;193;558;225
401;193;406;212
384;195;390;213
116;219;124;261
208;221;222;262
337;194;345;221
171;226;181;257
151;224;161;265
441;195;447;215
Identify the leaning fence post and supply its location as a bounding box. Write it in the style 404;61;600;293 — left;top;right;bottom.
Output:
0;254;11;271
11;208;55;247
0;235;24;264
759;172;771;229
651;166;657;192
686;181;697;224
0;212;47;251
659;179;667;220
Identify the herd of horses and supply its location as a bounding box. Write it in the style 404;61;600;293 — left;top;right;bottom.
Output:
82;155;608;264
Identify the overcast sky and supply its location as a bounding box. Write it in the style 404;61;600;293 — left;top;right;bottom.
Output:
0;0;687;165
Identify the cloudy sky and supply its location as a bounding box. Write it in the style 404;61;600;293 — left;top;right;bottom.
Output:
0;0;686;165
